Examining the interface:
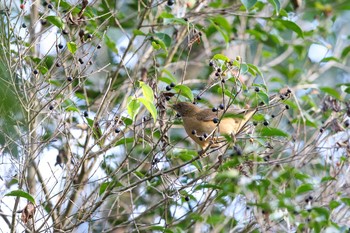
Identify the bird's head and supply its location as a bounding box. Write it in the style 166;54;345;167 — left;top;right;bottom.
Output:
171;102;198;117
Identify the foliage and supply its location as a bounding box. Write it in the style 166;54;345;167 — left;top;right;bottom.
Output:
0;0;350;232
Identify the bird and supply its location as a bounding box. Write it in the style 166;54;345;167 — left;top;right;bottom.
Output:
171;102;256;150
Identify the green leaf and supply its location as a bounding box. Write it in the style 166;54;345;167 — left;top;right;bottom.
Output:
240;63;248;74
138;97;157;123
341;197;350;206
268;0;281;14
259;127;289;137
320;87;341;100
173;85;194;102
115;137;134;146
247;63;264;77
321;176;336;183
140;82;154;102
127;98;140;121
67;42;77;54
151;37;167;55
5;190;35;204
257;92;269;105
212;54;230;62
329;200;340;210
320;56;340;63
46;16;64;29
240;0;257;9
105;35;118;54
159;12;174;19
99;182;110;195
65;106;79;112
154;33;172;47
277;20;304;38
133;29;145;36
296;183;313;195
341;45;350;59
86;117;94;128
160;69;177;84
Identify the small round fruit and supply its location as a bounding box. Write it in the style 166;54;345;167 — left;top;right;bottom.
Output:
213;118;219;124
167;0;174;6
166;85;171;91
255;87;260;92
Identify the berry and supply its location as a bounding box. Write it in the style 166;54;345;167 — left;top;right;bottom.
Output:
263;155;270;161
33;69;38;75
203;133;208;138
196;96;201;100
285;105;290;110
166;85;171;91
215;72;220;77
21;23;26;28
87;33;93;39
67;76;72;82
167;0;174;6
170;82;175;88
320;127;324;133
58;43;63;49
191;130;196;135
185;196;190;201
88;61;93;65
209;61;214;66
83;111;88;117
78;58;84;64
176;113;181;118
280;94;285;100
255;87;260;92
263;120;269;126
219;104;224;110
344;120;350;128
55;62;61;67
217;68;221;73
115;128;121;133
47;3;53;9
287;88;292;94
41;19;47;25
198;136;204;141
62;29;69;35
165;96;171;101
253;121;258;126
233;146;242;156
20;4;25;10
97;44;101;49
213;118;219;124
212;107;218;112
221;79;226;83
49;105;54;110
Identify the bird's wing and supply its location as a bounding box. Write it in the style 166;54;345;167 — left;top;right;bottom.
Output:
196;109;220;122
196;108;250;122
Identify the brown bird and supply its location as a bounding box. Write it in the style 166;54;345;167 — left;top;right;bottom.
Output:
171;102;256;150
